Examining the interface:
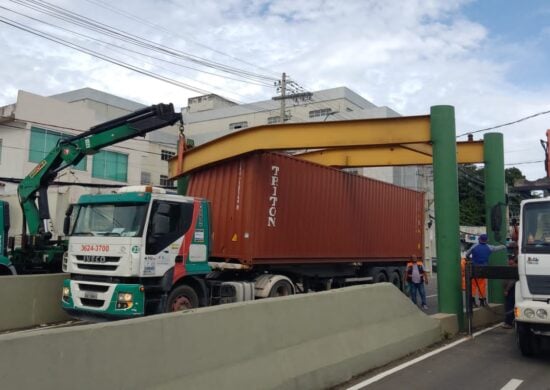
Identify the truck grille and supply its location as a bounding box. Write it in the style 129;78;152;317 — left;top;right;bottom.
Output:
77;283;109;293
77;282;108;308
80;298;104;308
77;264;118;271
75;255;120;272
527;275;550;295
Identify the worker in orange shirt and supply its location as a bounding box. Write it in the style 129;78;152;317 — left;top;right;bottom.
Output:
405;255;429;310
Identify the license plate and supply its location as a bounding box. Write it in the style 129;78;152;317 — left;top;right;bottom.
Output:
83;291;98;299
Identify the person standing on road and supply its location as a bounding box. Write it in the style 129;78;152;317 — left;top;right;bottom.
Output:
406;255;429;310
465;233;507;307
502;256;518;329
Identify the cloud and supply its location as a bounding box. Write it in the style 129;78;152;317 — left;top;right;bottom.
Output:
0;0;548;179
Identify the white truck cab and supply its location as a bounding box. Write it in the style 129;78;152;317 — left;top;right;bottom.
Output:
515;197;550;355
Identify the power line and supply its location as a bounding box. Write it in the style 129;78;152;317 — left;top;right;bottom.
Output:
82;0;280;79
505;160;544;166
457;109;550;138
0;14;215;96
7;0;278;83
0;4;272;90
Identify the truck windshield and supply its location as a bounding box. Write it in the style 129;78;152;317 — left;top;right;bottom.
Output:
522;202;550;253
71;203;148;237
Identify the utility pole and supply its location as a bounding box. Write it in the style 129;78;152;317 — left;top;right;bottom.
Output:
280;72;286;122
272;73;312;123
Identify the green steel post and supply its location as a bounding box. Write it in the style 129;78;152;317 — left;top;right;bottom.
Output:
431;105;463;329
483;133;507;304
177;176;190;196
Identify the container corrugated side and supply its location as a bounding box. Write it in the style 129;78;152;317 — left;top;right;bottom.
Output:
187;152;424;266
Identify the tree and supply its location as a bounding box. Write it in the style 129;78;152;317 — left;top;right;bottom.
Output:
457;165;526;225
458;165;484;226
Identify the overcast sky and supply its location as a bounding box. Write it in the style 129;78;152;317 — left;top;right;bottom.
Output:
1;0;549;179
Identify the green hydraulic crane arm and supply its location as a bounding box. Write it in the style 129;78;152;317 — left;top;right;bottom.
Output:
17;103;182;238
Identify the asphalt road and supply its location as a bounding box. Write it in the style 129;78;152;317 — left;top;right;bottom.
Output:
343;326;550;390
340;274;550;390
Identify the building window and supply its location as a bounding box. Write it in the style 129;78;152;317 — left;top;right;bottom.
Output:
161;149;176;161
308;108;332;118
29;127;87;170
92;150;128;182
160;175;174;187
229;121;248;130
141;171;151;185
267;116;281;124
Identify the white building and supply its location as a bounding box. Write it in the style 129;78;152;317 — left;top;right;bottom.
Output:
0;88;180;238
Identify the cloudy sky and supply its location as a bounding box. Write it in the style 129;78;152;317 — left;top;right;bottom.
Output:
1;0;549;179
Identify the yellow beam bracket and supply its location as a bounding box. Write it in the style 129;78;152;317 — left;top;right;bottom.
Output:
169;115;431;178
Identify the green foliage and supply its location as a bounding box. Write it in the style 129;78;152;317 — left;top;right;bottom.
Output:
458;165;525;225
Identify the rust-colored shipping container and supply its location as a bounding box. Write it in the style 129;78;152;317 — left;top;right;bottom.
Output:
187;152;424;266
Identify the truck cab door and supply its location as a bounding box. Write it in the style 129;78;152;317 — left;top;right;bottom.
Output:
144;200;193;276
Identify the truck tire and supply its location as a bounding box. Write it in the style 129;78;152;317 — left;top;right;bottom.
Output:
166;285;199;312
268;280;294;297
373;269;388;283
389;271;402;290
516;322;535;357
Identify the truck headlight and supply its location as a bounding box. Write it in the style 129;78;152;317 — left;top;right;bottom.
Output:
62;286;70;300
118;293;133;302
116;292;133;310
524;308;535;319
536;309;548;319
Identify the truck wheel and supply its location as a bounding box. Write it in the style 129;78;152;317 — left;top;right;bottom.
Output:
269;280;294;297
166;285;199;312
516;322;535;357
374;269;388;283
389;271;402;290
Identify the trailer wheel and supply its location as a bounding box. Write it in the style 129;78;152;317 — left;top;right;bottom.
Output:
516;322;535;357
389;271;402;290
269;280;294;297
166;285;199;312
373;269;388;283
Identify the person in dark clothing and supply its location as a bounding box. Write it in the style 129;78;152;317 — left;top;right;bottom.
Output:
405;255;429;310
502;256;518;329
465;234;506;306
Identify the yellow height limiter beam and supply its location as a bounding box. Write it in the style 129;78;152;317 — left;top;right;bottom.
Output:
297;140;484;167
169;115;483;178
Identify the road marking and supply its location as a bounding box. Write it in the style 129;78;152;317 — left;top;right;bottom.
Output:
346;322;503;390
501;379;523;390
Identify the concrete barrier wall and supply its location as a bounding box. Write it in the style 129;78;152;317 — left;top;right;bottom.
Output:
0;283;440;390
0;274;71;332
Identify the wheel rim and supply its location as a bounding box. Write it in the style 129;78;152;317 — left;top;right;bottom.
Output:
275;285;290;296
171;295;192;311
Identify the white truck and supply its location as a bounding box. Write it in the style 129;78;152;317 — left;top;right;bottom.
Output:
515;197;550;356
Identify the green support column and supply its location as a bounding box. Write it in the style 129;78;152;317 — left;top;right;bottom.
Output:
483;132;507;304
431;105;463;329
177;175;190;195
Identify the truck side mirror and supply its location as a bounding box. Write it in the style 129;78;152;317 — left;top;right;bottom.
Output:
63;204;74;236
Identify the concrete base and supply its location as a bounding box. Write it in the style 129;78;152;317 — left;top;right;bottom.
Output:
431;303;505;338
0;283;441;390
0;274;71;332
